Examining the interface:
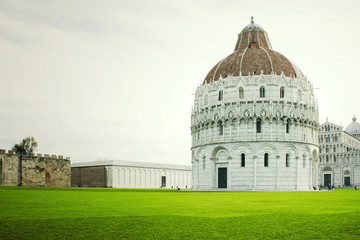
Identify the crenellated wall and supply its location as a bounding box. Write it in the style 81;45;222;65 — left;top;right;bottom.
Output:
0;149;71;187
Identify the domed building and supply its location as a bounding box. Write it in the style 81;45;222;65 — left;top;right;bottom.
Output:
345;116;360;140
191;18;319;191
318;117;360;188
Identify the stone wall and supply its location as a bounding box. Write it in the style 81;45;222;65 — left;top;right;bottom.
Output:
0;150;20;186
71;166;107;187
0;149;71;187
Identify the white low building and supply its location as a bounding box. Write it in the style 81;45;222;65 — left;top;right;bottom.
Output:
191;18;319;191
71;160;192;189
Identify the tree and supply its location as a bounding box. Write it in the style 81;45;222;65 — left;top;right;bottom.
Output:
12;136;38;155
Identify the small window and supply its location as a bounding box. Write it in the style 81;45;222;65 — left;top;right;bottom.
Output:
260;86;265;98
202;156;206;169
326;156;329;162
218;90;223;101
219;121;223;135
286;154;290;167
303;155;306;168
264;153;269;167
239;87;244;99
280;87;285;98
256;118;262;133
286;119;290;134
161;176;166;187
334;156;336;162
241;153;245;167
326;146;329;153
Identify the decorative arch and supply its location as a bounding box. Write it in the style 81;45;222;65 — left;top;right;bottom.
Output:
256;143;279;157
300;146;311;156
211;146;229;159
195;147;207;160
281;144;298;157
323;166;333;172
230;143;255;157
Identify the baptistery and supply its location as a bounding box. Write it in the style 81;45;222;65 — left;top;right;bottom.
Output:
191;18;319;191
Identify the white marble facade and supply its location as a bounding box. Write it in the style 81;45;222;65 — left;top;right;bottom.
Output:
318;118;360;188
191;20;319;191
191;74;319;191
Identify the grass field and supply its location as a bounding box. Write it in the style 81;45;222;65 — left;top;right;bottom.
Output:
0;187;360;239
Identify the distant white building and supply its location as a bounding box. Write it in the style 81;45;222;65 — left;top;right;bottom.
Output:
191;18;319;191
71;160;191;189
318;117;360;187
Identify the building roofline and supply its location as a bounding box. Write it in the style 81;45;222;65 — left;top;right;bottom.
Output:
71;160;192;171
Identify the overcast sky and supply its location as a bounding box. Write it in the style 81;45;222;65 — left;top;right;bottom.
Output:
0;0;359;164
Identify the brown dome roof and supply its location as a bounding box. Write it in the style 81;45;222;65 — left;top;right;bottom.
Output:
203;19;304;84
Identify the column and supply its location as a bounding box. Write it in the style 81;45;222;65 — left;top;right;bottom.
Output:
253;156;257;190
309;158;313;189
230;121;232;141
253;118;257;140
222;120;225;142
295;156;299;190
228;156;232;190
237;119;241;141
276;155;280;189
210;158;216;190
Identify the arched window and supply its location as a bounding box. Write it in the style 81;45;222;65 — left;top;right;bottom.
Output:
286;154;290;167
219;121;223;135
286;119;290;134
280;87;285;98
256;118;262;133
241;153;245;167
260;86;265;98
334;156;336;163
239;87;244;99
264;153;269;167
218;90;223;101
202;156;206;169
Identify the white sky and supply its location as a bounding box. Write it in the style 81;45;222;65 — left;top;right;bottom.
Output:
0;0;359;164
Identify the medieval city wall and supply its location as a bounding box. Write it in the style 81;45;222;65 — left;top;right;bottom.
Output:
0;149;71;187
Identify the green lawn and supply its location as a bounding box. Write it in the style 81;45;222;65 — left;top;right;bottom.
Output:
0;187;359;239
